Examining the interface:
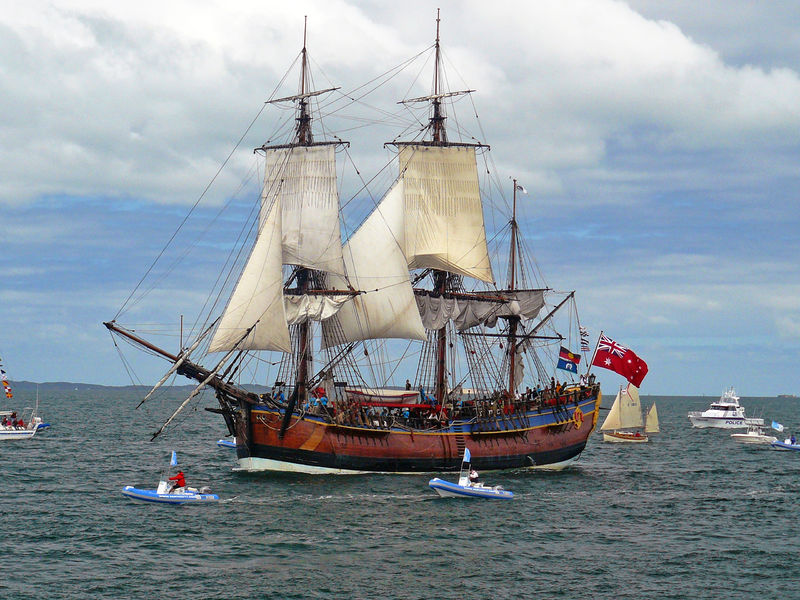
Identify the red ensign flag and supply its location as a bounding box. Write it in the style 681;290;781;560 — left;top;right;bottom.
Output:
591;334;648;387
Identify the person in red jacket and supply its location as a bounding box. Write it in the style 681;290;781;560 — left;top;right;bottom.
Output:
168;471;186;492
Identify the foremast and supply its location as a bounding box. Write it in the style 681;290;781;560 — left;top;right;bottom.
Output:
431;11;448;405
254;18;351;407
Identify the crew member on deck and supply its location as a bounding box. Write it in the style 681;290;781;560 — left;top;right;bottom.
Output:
468;468;480;485
168;471;186;492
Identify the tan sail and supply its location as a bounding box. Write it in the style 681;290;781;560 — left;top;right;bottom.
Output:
621;385;645;429
645;403;660;434
601;385;644;431
323;180;427;346
208;199;292;353
398;145;493;283
600;389;622;431
263;145;345;275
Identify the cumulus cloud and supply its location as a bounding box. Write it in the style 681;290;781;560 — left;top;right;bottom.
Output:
1;0;799;393
2;0;800;206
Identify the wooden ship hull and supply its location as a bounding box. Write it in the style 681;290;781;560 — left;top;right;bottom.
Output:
233;389;601;473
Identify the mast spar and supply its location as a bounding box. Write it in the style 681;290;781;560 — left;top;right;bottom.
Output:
508;180;520;394
432;8;448;405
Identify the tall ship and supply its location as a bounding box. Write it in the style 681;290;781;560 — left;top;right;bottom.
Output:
106;14;602;474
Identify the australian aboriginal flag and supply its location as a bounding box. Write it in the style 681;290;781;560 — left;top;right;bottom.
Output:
557;346;581;373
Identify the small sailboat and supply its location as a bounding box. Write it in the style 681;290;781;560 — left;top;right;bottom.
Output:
428;448;514;499
600;384;659;443
122;451;219;504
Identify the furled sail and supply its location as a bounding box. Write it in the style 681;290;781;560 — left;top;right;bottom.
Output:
263;145;345;275
208;199;292;354
284;294;349;325
414;290;545;331
398;145;493;283
323;181;427;346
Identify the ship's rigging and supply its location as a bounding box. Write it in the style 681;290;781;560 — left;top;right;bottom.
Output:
106;12;588;443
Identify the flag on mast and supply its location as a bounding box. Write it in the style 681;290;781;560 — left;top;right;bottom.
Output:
591;334;648;387
557;346;581;373
579;326;590;352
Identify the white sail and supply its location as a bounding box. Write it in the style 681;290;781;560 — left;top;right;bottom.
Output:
263;145;345;275
398;145;493;283
645;403;660;434
323;181;426;345
600;389;622;431
208;199;292;354
620;384;644;429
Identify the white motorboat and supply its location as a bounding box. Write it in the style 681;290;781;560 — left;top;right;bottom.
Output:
0;357;49;440
731;424;777;445
0;408;48;440
687;388;764;429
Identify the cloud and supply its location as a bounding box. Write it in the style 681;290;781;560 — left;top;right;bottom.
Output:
1;1;799;394
2;0;800;206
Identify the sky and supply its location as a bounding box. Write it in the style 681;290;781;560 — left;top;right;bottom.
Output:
1;0;799;396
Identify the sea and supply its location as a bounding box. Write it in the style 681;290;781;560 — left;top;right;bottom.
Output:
3;388;800;599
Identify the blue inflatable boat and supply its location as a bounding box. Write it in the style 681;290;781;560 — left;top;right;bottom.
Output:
428;448;513;499
428;477;514;499
122;450;219;504
122;485;219;504
771;439;800;452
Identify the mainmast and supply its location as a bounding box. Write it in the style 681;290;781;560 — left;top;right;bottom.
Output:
394;10;489;404
507;180;520;394
297;17;312;146
431;11;446;145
